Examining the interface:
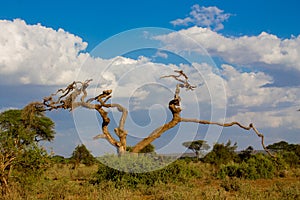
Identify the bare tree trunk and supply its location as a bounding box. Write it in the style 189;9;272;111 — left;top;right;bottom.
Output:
131;100;181;153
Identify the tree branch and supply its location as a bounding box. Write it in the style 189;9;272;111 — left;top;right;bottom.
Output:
160;70;196;91
95;105;121;148
94;90;129;153
131;87;182;153
180;118;275;157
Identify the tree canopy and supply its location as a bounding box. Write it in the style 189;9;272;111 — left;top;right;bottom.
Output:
203;140;238;165
0;106;55;193
71;144;96;167
182;140;210;158
267;141;299;153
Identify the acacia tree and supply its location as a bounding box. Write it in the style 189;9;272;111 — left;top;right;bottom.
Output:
0;107;55;194
32;70;275;157
182;140;210;158
71;144;96;168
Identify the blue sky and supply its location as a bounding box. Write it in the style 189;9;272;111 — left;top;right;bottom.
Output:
0;0;300;156
2;0;300;49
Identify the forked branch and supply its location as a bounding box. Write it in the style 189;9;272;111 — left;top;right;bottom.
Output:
37;80;128;154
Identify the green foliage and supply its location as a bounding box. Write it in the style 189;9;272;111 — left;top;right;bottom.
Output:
97;153;169;173
22;103;55;142
238;146;254;162
139;143;155;153
267;141;291;152
0;108;55;145
51;155;67;164
126;143;155;153
71;144;96;167
282;151;299;168
0;108;55;193
218;154;277;179
203;140;238;166
93;155;202;188
13;145;51;186
182;140;210;158
15;145;50;174
267;141;300;168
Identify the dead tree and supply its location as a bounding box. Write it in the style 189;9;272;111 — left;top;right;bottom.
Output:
33;70;275;157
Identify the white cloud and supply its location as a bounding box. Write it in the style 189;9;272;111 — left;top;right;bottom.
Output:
154;50;168;59
154;27;300;72
0;107;19;113
227;107;300;129
218;63;299;106
0;19;97;85
171;4;231;31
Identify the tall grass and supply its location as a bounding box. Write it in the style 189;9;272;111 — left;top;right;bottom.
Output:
2;162;300;199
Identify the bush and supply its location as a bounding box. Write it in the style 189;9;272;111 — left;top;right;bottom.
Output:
11;145;51;193
51;155;67;164
218;154;277;179
266;141;300;168
282;151;299;168
71;144;96;167
92;154;202;188
203;140;238;166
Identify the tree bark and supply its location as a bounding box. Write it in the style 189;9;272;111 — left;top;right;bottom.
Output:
131;99;181;153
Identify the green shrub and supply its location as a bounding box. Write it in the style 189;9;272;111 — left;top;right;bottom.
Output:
218;162;244;179
51;155;67;164
282;151;299;168
92;154;202;188
246;154;275;179
218;154;277;179
203;140;238;166
71;144;97;167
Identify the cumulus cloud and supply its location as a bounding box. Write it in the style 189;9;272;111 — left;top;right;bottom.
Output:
0;19;101;85
0;20;183;89
154;27;300;72
224;64;299;101
227;107;300;129
171;4;231;31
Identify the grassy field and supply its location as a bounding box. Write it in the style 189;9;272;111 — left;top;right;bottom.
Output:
3;162;300;200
